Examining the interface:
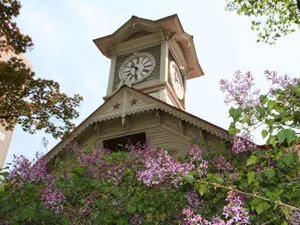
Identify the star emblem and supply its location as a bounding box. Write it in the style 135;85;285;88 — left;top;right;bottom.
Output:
130;98;138;106
113;102;120;110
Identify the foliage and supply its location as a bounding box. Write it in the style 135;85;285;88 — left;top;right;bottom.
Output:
0;143;250;225
225;0;300;44
0;0;82;138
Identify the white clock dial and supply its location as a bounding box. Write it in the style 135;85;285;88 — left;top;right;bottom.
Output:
119;53;155;84
169;61;184;100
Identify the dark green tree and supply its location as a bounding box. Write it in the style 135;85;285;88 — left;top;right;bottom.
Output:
226;0;300;44
0;0;82;138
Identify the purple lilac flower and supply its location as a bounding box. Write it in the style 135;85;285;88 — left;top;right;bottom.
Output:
181;191;249;225
77;148;127;185
223;191;249;225
290;210;300;225
185;191;203;210
130;213;144;225
213;156;233;172
40;178;66;214
189;144;203;162
136;146;194;186
265;70;298;90
219;70;261;108
232;134;256;154
8;152;48;186
0;220;10;225
181;208;211;225
189;145;209;176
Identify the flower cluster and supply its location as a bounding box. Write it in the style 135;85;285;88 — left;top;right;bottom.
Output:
130;213;144;225
8;152;47;186
213;156;233;172
289;210;300;225
181;191;249;225
181;208;211;225
79;190;100;216
265;69;298;90
223;191;249;224
232;134;256;154
40;178;66;214
77;148;127;185
136;146;194;186
219;70;261;108
189;145;208;176
185;191;203;210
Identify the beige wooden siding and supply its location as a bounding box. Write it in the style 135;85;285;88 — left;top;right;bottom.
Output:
145;126;193;156
76;111;227;158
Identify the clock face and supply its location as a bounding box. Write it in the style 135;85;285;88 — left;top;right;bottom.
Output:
119;53;155;84
169;61;184;100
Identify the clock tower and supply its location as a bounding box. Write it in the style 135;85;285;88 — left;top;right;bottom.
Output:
47;15;229;165
93;14;204;110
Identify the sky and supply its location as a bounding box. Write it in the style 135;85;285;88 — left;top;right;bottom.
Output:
4;0;300;165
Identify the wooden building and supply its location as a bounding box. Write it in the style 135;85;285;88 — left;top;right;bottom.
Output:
47;15;229;163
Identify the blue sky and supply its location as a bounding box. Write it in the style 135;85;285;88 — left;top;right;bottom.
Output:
5;0;300;165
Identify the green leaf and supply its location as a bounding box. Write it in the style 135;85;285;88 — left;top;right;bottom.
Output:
281;154;294;166
184;175;195;184
247;171;256;184
228;124;240;135
197;184;210;196
264;169;275;179
111;186;119;197
268;136;277;148
126;205;136;213
247;155;257;166
229;107;243;121
21;208;37;220
255;202;271;214
261;129;268;138
277;129;296;145
267;100;276;111
63;218;71;225
255;105;266;117
207;173;224;183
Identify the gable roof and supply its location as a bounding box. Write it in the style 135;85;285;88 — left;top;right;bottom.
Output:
93;14;203;79
47;85;229;160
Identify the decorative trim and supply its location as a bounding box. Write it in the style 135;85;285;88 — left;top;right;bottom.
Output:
130;98;138;106
113;102;120;110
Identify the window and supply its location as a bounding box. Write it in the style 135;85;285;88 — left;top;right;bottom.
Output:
103;132;146;152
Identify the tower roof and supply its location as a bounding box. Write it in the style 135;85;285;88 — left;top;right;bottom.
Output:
93;14;204;79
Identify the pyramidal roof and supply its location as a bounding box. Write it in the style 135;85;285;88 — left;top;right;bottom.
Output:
47;86;229;160
93;14;203;79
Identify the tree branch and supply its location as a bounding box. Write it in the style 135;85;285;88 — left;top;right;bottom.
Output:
200;181;300;212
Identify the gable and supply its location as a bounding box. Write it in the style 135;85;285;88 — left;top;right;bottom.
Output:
47;86;229;161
